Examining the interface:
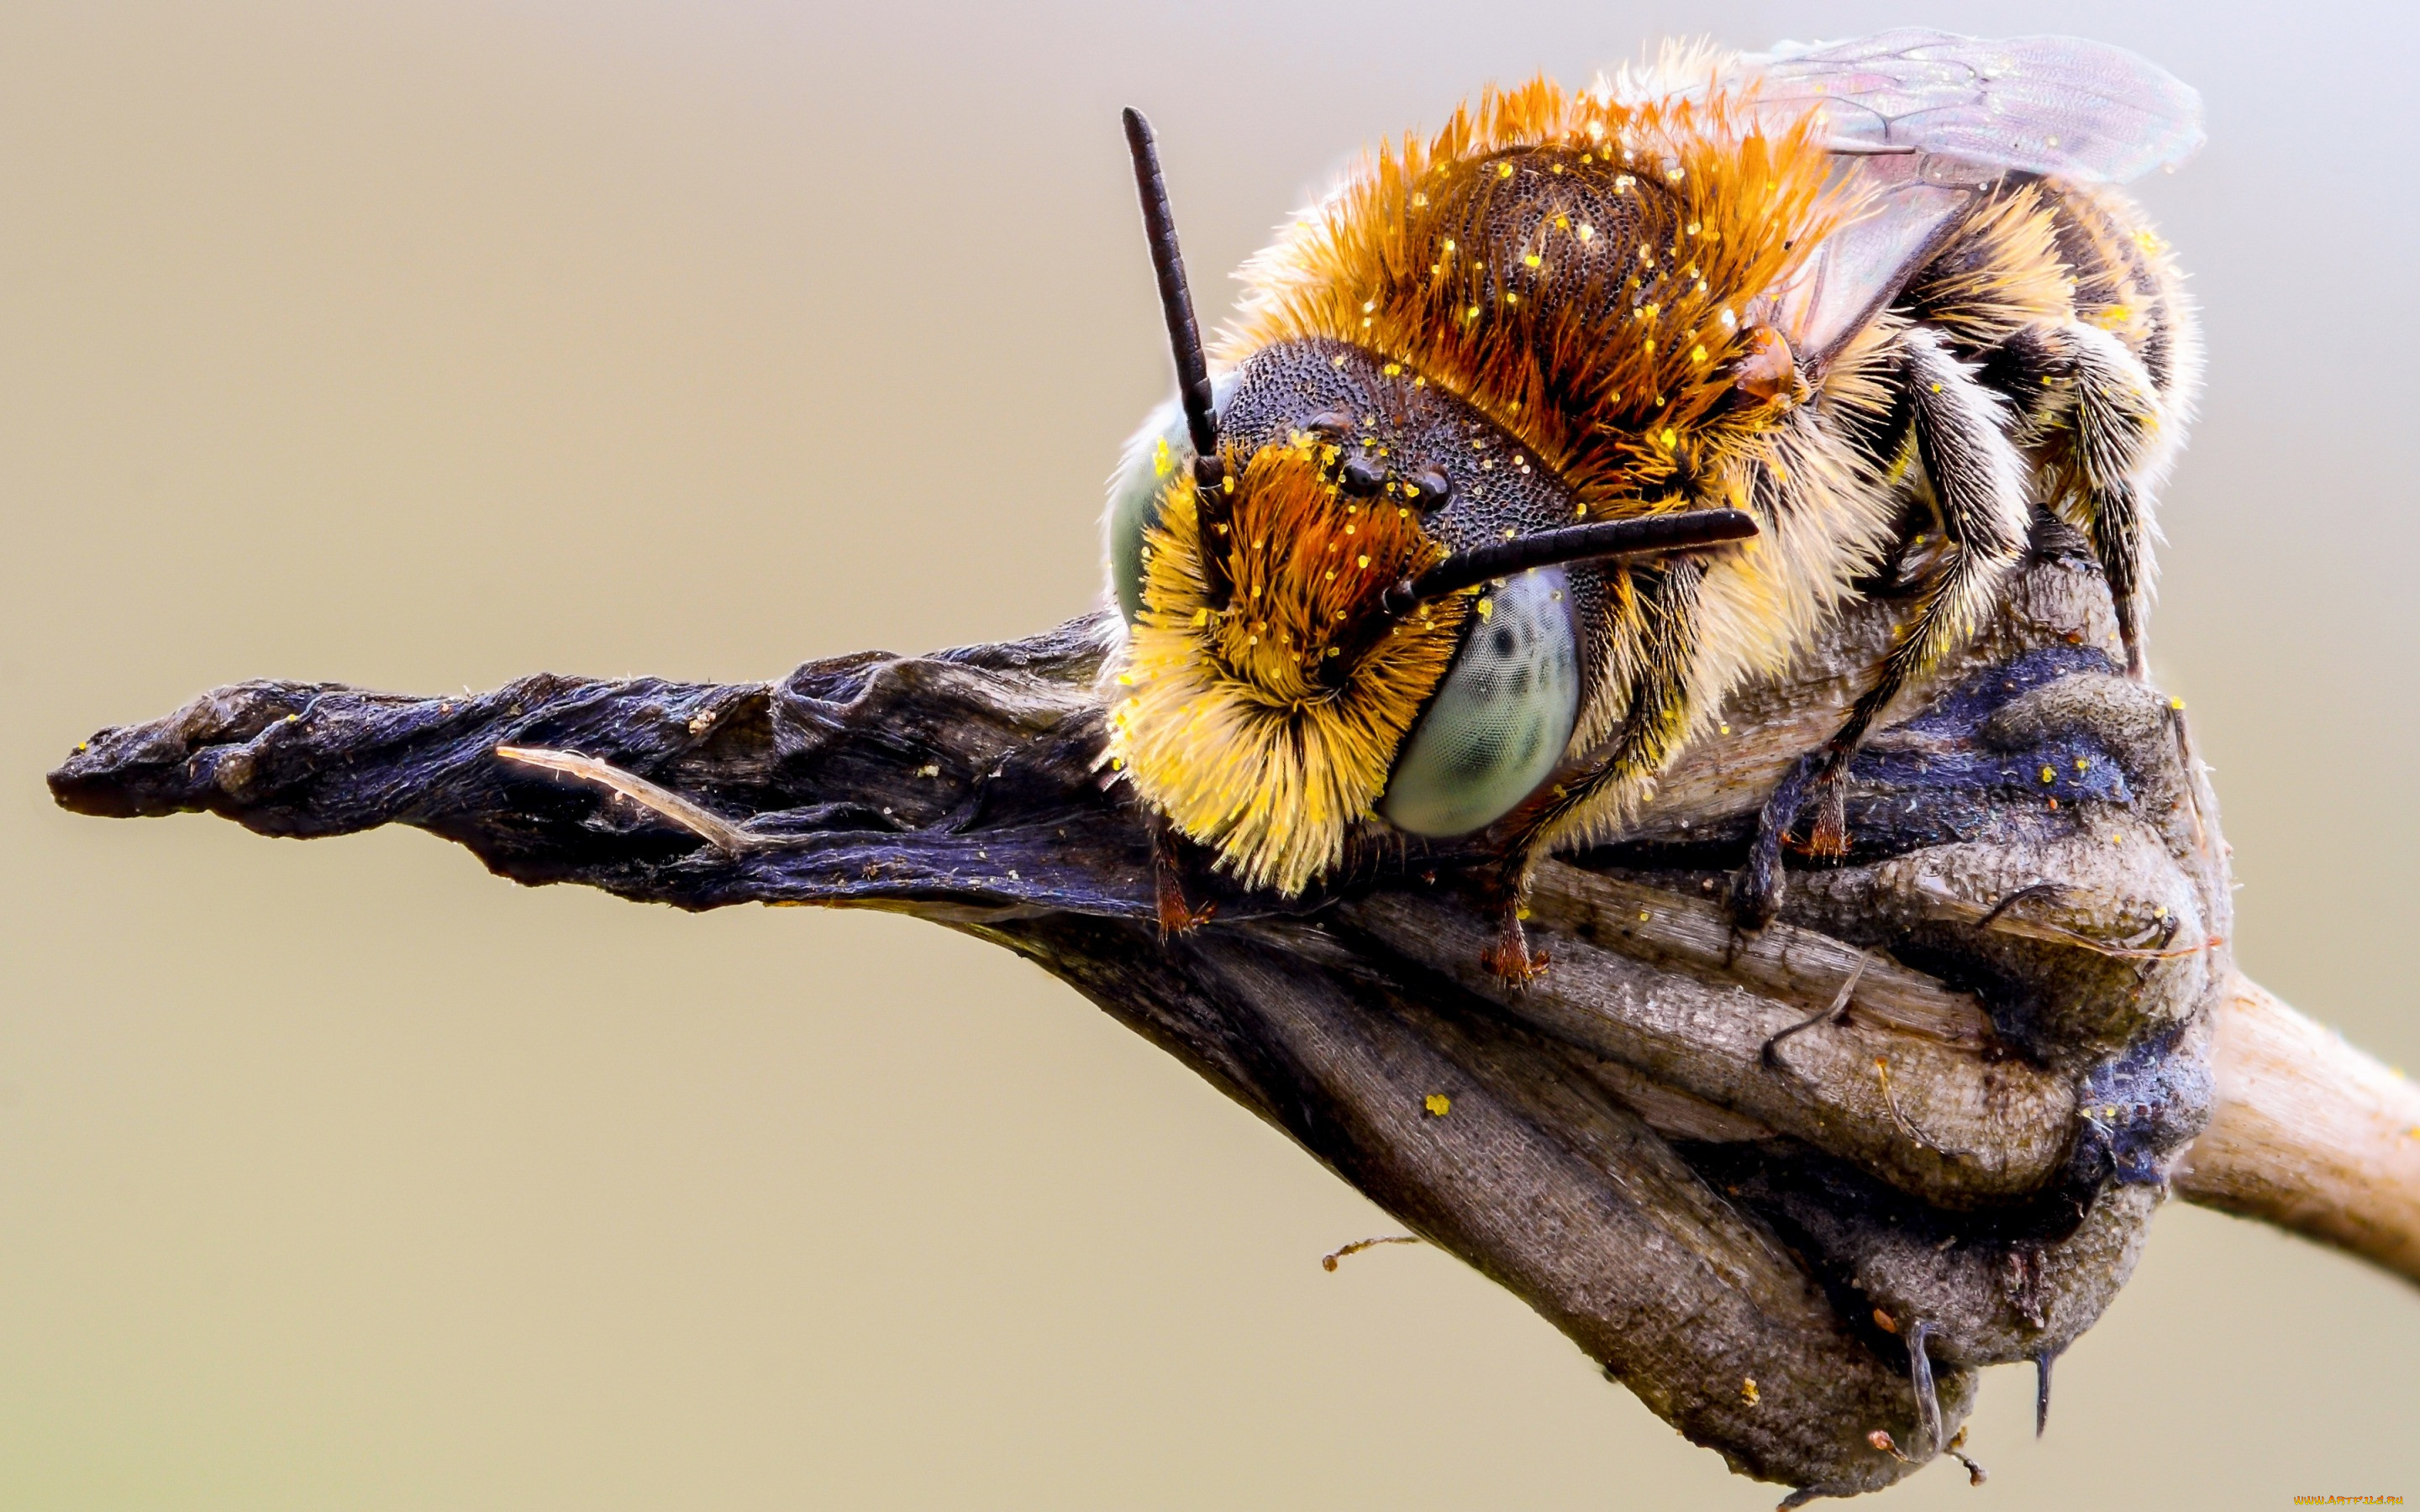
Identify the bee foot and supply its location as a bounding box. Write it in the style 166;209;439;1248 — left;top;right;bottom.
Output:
1152;826;1213;938
1481;913;1549;984
1802;776;1851;859
1730;755;1818;928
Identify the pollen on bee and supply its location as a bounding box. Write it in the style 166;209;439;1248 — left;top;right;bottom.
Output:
1191;607;1210;627
1384;361;1402;375
1465;305;1481;320
1443;238;1456;252
1361;298;1377;313
1578;223;1595;242
1475;598;1492;617
1412;191;1428;207
1356;554;1370;568
2040;765;2056;784
1506;292;1520;305
1497;162;1514;178
1612;174;1633;192
1523;253;1542;268
1686;222;1700;237
1691;344;1707;363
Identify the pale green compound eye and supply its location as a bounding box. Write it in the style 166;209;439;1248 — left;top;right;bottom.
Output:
1381;567;1580;838
1105;377;1236;624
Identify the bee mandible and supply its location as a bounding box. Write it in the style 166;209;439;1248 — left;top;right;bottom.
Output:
1102;30;2202;974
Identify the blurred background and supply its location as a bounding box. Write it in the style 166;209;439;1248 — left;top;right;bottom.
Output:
5;1;2414;1506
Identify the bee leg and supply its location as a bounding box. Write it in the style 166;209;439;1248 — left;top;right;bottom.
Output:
1150;819;1214;937
1480;905;1549;983
1990;320;2166;676
1476;853;1549;983
1730;753;1815;928
1802;328;2033;858
2050;322;2164;679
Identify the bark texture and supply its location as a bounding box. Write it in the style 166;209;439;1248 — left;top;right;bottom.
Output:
48;521;2417;1502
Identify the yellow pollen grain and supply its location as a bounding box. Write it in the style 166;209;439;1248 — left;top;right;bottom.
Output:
1523;253;1542;269
2040;765;2056;784
1476;598;1492;618
1356;554;1370;568
1554;214;1570;229
1497;162;1514;178
1691;344;1707;363
1424;1093;1452;1116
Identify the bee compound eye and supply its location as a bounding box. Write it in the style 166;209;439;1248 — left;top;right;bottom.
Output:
1409;470;1453;510
1339;455;1386;496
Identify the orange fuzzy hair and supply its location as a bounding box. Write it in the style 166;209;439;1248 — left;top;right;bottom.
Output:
1225;70;1848;514
1107;439;1470;895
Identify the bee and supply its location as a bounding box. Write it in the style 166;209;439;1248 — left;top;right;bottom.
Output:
1102;30;2202;974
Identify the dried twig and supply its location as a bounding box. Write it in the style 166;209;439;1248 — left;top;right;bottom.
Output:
48;527;2415;1504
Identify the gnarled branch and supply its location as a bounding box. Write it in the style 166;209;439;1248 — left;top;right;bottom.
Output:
48;526;2418;1504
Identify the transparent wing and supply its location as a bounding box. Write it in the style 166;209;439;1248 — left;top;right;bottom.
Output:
1737;29;2205;186
1701;31;2202;361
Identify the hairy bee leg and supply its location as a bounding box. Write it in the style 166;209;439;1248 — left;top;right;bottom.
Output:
2033;321;2165;677
1798;328;2033;858
1486;559;1709;973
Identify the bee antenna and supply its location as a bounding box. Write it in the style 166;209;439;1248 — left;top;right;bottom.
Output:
1120;108;1225;500
1377;510;1760;618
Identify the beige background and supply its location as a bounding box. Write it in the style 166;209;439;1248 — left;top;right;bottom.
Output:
6;2;2415;1506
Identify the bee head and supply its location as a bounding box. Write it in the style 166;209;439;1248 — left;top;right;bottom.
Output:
1109;431;1475;895
1107;105;1758;894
